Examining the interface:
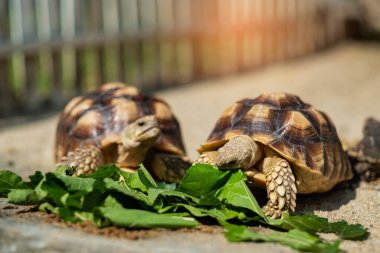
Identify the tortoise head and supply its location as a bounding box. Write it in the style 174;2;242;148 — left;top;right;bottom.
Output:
215;135;262;170
121;115;161;150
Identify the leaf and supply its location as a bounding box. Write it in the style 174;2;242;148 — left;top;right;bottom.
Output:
178;163;230;197
38;202;59;214
65;192;85;209
198;195;221;206
7;189;45;205
220;220;342;253
51;172;97;193
157;182;177;190
137;164;158;189
85;164;121;180
26;171;44;188
41;176;70;207
103;178;152;206
178;164;265;218
216;170;266;220
177;204;243;221
147;188;199;205
278;212;368;240
0;169;28;194
80;189;107;211
58;207;76;222
103;195;123;208
7;174;48;205
54;165;76;176
97;207;199;228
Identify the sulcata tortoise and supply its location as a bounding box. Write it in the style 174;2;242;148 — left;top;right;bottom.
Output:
55;82;190;182
348;117;380;181
197;92;352;218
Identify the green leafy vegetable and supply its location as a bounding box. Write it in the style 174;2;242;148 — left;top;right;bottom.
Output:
97;207;198;228
52;173;97;193
0;165;368;252
103;178;152;206
27;171;44;188
7;189;45;205
178;163;230;197
216;170;266;220
277;212;367;240
220;220;342;253
0;169;28;194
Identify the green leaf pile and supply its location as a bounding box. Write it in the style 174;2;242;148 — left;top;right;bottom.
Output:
0;164;367;252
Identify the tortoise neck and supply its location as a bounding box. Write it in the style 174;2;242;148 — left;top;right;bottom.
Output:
116;144;151;168
247;140;263;168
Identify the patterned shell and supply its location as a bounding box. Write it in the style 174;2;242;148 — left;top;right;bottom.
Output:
55;83;186;162
198;93;352;193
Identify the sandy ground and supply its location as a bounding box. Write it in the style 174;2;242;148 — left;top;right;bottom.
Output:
0;41;380;252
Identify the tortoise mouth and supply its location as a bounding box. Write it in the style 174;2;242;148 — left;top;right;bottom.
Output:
135;127;161;142
216;162;241;171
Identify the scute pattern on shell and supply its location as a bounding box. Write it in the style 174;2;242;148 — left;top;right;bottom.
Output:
55;83;185;162
202;93;352;184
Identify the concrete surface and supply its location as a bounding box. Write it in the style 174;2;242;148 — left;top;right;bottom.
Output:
0;214;294;253
0;41;380;252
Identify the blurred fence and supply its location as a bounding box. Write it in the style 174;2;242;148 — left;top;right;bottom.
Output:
0;0;349;117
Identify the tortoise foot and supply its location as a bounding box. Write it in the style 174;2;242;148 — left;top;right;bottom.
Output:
354;162;378;182
263;157;297;219
58;146;104;176
263;202;283;219
195;152;219;165
151;154;192;183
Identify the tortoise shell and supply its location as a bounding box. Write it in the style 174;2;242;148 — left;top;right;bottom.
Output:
198;93;352;193
55;83;186;163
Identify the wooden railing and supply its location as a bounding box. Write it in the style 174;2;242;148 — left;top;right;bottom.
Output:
0;0;348;117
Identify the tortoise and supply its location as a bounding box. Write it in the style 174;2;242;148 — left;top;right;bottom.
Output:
348;117;380;182
197;92;353;218
55;82;190;182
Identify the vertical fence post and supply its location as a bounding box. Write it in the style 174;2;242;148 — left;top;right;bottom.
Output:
235;0;246;72
60;0;76;97
36;0;59;107
252;0;263;67
173;0;192;84
120;0;139;85
0;57;12;116
190;0;204;81
24;54;40;111
0;0;12;116
20;0;41;112
285;0;296;59
157;0;177;86
101;0;120;85
276;0;286;61
153;0;162;88
51;49;63;106
9;0;25;109
135;0;145;88
261;0;271;64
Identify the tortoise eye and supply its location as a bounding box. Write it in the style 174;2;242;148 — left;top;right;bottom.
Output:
137;120;145;126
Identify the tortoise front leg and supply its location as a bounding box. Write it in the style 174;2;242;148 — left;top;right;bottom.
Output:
262;157;297;219
151;153;192;183
58;146;104;176
196;151;219;165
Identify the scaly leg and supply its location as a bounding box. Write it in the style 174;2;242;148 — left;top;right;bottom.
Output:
196;151;219;165
151;153;192;183
58;146;104;176
262;157;297;219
